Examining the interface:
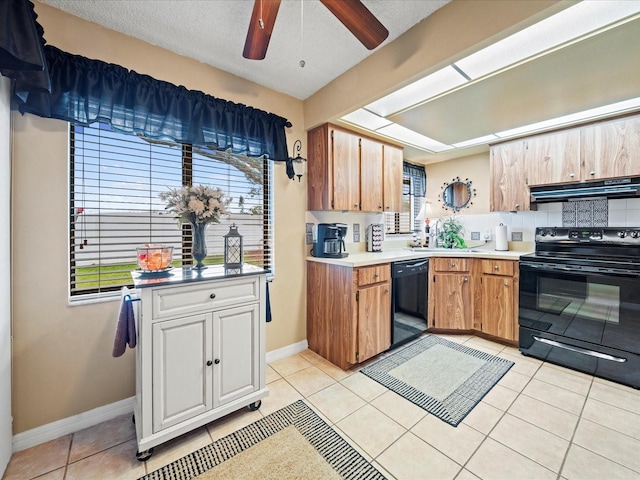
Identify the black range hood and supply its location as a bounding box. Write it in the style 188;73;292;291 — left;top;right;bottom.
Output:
530;177;640;203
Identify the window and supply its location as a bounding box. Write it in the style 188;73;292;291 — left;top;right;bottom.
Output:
70;122;273;297
385;162;426;235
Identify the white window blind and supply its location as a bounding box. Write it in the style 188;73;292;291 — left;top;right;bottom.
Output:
385;177;417;234
70;122;273;297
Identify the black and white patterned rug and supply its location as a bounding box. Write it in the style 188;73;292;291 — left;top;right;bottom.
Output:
361;335;514;426
140;400;386;480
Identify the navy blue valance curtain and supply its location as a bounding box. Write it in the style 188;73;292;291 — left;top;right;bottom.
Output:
1;0;291;162
403;161;426;197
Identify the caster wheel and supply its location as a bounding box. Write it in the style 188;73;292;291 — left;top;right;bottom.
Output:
136;448;154;462
248;400;262;411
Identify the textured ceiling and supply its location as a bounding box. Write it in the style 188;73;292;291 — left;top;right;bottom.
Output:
40;0;450;100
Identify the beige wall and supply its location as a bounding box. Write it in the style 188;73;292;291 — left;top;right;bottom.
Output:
425;153;491;216
11;2;306;433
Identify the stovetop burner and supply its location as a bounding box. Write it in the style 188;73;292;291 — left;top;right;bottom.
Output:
524;227;640;272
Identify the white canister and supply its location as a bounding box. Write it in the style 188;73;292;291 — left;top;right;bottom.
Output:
495;224;508;251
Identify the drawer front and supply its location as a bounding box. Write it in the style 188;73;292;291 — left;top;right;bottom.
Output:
480;259;515;276
153;276;260;319
357;264;390;286
433;257;469;272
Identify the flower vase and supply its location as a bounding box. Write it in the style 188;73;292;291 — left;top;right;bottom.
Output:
191;222;208;269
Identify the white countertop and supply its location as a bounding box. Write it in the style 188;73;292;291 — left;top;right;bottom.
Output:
306;246;533;267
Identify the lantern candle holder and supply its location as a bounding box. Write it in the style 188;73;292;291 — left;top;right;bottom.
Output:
224;224;243;268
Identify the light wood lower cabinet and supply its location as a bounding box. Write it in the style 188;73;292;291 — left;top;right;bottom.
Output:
307;261;391;369
429;257;519;343
475;260;519;342
430;258;472;330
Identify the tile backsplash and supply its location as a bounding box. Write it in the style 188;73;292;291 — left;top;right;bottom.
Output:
306;198;640;248
562;198;608;227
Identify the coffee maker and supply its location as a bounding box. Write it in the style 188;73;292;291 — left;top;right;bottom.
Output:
313;223;348;258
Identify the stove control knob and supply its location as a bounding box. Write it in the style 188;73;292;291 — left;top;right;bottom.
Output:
632;231;640;239
540;230;547;237
618;231;627;238
549;230;556;237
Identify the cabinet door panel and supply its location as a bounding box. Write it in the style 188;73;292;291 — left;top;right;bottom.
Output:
214;304;259;406
481;275;514;340
332;129;361;210
357;283;391;362
433;274;471;329
383;145;404;212
490;141;529;212
360;137;384;212
152;313;213;432
582;116;640;180
526;130;580;186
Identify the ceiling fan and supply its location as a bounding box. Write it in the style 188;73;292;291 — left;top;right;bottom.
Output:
243;0;389;60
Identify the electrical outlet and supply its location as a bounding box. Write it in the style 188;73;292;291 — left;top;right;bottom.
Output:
512;231;523;242
484;230;492;241
353;223;360;242
471;231;480;241
305;223;314;245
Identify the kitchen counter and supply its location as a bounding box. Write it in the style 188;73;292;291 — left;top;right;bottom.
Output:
131;263;267;288
306;247;532;267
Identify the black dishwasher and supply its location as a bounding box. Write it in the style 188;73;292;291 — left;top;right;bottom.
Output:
391;259;429;348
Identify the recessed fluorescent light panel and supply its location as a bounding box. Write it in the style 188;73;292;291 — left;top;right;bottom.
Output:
341;109;392;130
452;134;500;149
496;97;640;138
455;0;640;80
376;123;452;152
365;66;468;117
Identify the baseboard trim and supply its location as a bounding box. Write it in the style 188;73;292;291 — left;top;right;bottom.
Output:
266;339;308;364
13;340;309;452
12;396;135;452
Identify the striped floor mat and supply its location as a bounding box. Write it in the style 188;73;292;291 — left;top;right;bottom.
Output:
140;400;385;480
361;335;514;426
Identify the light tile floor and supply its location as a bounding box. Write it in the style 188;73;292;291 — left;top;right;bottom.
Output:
5;333;640;479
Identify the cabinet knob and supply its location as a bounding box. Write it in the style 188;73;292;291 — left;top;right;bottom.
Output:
514;203;520;209
374;272;379;278
463;277;468;282
378;205;383;209
590;171;596;176
209;293;216;299
214;359;220;364
570;173;575;178
451;262;456;267
354;203;359;208
206;360;213;366
384;288;389;294
504;281;510;287
494;265;499;270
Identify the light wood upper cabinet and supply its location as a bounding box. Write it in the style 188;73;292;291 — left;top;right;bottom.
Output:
490;140;530;212
332;128;361;210
525;130;581;186
582;115;640;180
307;123;403;212
360;137;384;212
383;145;404;212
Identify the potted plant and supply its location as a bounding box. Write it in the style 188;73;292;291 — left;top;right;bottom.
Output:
438;216;467;249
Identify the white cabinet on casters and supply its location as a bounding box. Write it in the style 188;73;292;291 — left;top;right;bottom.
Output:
132;267;268;461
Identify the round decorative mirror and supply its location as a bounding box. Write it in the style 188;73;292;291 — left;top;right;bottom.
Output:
440;177;476;212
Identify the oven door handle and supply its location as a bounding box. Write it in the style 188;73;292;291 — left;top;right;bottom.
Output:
533;336;627;363
521;262;628;275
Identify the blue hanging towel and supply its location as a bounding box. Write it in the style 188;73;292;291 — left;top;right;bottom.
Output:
113;287;137;357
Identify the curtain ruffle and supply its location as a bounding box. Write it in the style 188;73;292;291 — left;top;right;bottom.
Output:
15;45;290;159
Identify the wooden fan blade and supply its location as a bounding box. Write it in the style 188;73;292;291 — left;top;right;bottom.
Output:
320;0;389;50
243;0;282;60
